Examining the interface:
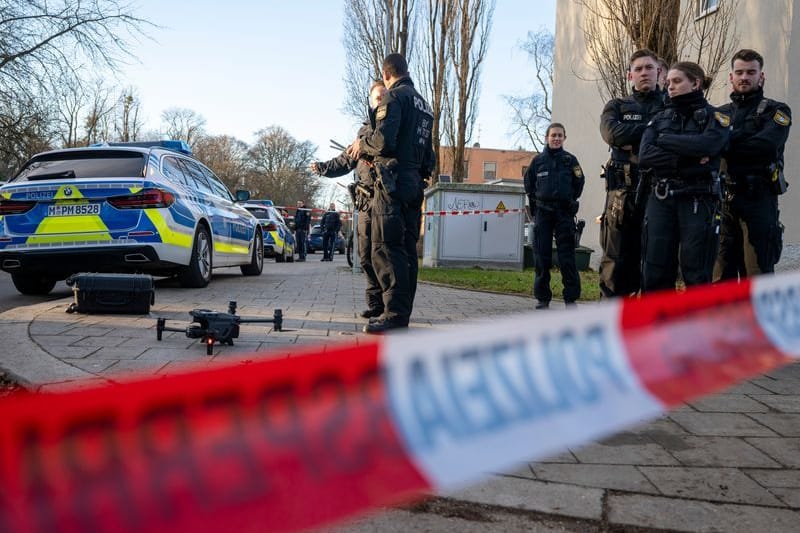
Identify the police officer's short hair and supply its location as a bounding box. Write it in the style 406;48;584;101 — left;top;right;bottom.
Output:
731;49;764;69
669;61;713;90
545;123;566;137
628;49;659;69
383;53;409;77
369;79;385;92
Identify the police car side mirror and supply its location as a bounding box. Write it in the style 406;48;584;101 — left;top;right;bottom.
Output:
235;189;251;202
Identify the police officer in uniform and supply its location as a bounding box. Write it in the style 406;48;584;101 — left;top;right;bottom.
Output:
639;62;730;291
524;123;584;309
319;203;341;261
599;49;665;297
348;53;435;333
311;81;387;318
714;49;792;280
293;200;310;262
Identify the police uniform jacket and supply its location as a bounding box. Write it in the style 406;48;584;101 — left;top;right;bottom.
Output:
718;87;792;179
523;146;584;208
639;90;730;182
294;208;311;231
316;123;376;188
360;77;435;193
320;210;341;234
600;88;665;165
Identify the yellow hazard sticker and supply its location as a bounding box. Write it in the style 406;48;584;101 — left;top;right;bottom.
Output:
714;112;731;127
495;201;507;212
773;110;791;126
573;165;584;178
376;105;387;121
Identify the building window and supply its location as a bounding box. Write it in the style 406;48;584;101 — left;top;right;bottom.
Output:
483;161;496;181
696;0;719;17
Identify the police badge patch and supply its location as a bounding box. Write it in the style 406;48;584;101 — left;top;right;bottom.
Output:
714;111;731;127
773;110;791;126
573;165;583;178
376;105;387;121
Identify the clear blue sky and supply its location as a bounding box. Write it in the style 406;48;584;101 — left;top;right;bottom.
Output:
117;1;556;160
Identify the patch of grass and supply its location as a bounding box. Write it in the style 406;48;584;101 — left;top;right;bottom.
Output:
418;266;601;301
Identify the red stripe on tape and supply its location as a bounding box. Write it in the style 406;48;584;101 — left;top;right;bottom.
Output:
621;279;790;407
0;341;429;533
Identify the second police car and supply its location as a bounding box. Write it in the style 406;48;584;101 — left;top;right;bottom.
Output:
0;141;264;295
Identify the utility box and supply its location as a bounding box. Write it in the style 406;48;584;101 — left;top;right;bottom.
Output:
423;182;525;270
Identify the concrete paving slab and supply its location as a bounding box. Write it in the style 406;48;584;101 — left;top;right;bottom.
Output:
749;377;800;395
668;436;782;468
531;463;659;493
688;394;771;413
669;412;778;437
753;394;800;413
744;469;800;488
569;442;679;465
746;414;800;437
607;493;800;532
638;466;785;506
745;438;800;467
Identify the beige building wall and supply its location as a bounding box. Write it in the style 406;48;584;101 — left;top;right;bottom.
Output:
553;0;800;259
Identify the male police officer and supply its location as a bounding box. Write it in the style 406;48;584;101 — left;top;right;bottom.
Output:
348;53;435;333
598;49;665;297
714;49;792;280
293;200;310;262
319;203;341;261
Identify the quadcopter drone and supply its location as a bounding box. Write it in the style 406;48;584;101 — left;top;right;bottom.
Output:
156;301;282;355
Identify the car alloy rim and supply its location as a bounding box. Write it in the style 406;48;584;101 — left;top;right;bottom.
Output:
198;232;211;280
256;234;264;269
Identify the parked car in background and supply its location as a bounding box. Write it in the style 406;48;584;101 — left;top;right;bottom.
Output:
0;140;263;294
242;203;295;262
306;224;346;255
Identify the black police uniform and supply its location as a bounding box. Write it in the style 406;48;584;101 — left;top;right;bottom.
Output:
714;87;792;280
294;207;311;261
359;76;435;331
524;146;585;307
639;90;730;291
315;123;383;315
598;88;664;297
319;209;341;260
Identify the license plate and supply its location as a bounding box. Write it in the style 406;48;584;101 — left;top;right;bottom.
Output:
47;203;101;217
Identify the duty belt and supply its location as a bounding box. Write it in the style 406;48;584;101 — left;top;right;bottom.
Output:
653;178;717;200
605;162;638;190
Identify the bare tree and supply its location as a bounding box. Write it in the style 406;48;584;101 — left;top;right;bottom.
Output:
342;0;416;120
192;135;250;192
247;126;321;207
0;99;54;179
447;0;495;181
83;79;115;145
113;88;143;142
576;0;738;101
53;71;87;148
160;108;207;146
504;28;553;151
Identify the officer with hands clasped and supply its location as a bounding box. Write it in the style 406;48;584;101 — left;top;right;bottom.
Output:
598;48;665;298
639;61;731;292
714;49;792;280
347;53;435;334
311;80;388;318
524;123;585;310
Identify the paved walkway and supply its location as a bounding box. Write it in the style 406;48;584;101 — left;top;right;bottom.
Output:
1;258;798;532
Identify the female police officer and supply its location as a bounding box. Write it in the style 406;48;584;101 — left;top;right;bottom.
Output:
639;62;730;292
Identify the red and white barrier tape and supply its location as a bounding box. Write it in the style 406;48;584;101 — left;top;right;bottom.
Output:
422;207;526;217
0;273;797;533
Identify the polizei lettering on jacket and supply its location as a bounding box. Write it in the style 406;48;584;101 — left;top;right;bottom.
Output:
382;308;663;487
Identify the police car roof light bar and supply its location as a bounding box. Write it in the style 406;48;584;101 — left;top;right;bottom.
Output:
89;140;193;156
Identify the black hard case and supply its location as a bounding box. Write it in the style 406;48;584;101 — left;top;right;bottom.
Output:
66;273;155;314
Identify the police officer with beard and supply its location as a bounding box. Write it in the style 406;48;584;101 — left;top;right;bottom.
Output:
598;49;665;298
311;80;387;318
639;62;730;291
524;123;585;309
714;49;792;280
348;53;435;333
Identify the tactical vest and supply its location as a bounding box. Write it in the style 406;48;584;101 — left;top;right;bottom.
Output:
529;150;579;202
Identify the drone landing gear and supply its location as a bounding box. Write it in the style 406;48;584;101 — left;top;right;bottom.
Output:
156;301;283;355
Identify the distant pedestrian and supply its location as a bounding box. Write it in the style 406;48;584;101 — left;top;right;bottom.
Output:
320;203;341;261
294;200;310;262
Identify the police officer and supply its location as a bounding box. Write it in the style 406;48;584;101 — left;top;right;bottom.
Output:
348;53;435;333
714;49;792;280
599;49;665;297
639;62;730;291
311;80;387;318
293;200;310;262
319;203;341;261
524;123;584;309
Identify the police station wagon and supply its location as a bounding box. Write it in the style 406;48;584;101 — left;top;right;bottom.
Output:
0;141;263;295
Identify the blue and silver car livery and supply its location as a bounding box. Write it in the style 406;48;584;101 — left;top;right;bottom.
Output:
0;141;264;294
241;203;295;262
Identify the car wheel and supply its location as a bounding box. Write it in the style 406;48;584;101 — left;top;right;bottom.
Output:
241;231;264;276
275;246;286;263
286;248;295;263
178;225;213;288
11;274;57;295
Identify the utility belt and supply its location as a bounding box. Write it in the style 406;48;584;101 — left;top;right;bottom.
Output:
535;198;576;212
603;161;639;190
652;177;719;201
348;181;374;212
726;164;788;197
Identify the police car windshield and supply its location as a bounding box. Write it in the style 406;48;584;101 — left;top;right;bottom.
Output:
14;151;146;182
